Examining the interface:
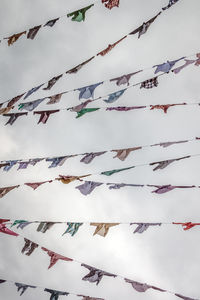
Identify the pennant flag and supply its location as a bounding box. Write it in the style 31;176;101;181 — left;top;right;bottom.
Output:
110;71;142;86
7;93;25;107
148;184;195;194
129;12;161;38
0;223;18;236
130;223;162;234
47;93;63;105
18;98;46;111
4;31;26;46
78;82;103;100
15;283;36;296
46;156;70;168
150;103;186;113
90;223;119;237
41;247;73;269
11;220;32;230
24;84;44;99
124;278;166;293
173;222;200;231
102;0;120;9
34;110;59;124
150;155;190;171
80;151;106;164
140;76;158;89
172;59;196;74
67;4;94;22
0;106;14;115
44;288;69;300
174;294;196;300
66;57;95;74
24;180;53;190
21;238;38;256
76;108;100;118
76;181;103;195
112;147;142;161
103;89;126;103
44;18;60;27
3;112;28;125
153;57;185;73
37;222;55;233
70;100;93;112
3;160;18;171
0;185;20;198
27;25;42;40
62;223;83;236
97;36;127;56
151;140;188;148
57;174;89;184
81;264;117;285
43;75;63;90
101;166;135;176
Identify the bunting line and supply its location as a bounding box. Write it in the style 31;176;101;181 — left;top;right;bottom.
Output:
1;153;200;198
0;8;192;110
0;277;104;300
0;227;198;300
1;218;200;236
0;136;199;170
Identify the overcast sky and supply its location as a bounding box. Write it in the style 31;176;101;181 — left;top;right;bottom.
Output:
0;0;200;299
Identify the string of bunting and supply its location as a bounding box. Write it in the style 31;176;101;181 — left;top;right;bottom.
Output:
0;277;104;300
1;218;200;236
0;153;200;198
0;136;200;170
0;5;191;111
0;0;120;46
0;51;199;122
0;0;180;47
0;226;198;300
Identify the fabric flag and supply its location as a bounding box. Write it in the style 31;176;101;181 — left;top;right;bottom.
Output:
11;220;32;230
18;98;45;111
0;224;19;236
41;247;73;269
172;222;200;231
140;76;158;89
24;180;53;190
0;280;6;284
162;0;180;10
44;18;59;27
57;174;89;184
70;100;93;112
80;151;106;164
17;161;31;170
101;166;135;176
27;25;41;40
148;184;195;194
44;288;69;300
153;57;184;73
47;93;63;104
103;89;126;103
172;59;196;74
81;264;117;285
112;147;142;161
150;156;190;171
90;223;119;237
3;160;18;171
110;71;142;86
5;31;26;46
34;110;59;124
78;82;103;100
24;84;44;99
46;156;70;168
67;4;94;22
3;112;28;125
194;53;200;66
62;223;83;236
21;238;38;256
66;56;95;74
76;108;100;118
129;12;161;38
150;103;186;113
130;223;161;234
15;283;36;296
0;163;9;169
0;219;10;224
124;278;166;293
97;36;127;56
0;185;20;198
106;105;146;111
102;0;120;9
43;74;63;90
107;183;144;189
37;222;54;233
78;296;104;300
76;181;103;195
0;106;14;115
7;93;25;107
151;140;188;148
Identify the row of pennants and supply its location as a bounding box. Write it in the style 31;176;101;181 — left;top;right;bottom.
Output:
0;136;199;169
0;223;198;300
1;0;179;46
1;51;199;114
1;219;200;236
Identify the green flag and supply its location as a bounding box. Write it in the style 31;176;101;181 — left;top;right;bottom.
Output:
101;166;135;176
76;108;99;118
67;4;94;22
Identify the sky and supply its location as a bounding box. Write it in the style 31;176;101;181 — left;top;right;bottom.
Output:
0;0;200;299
